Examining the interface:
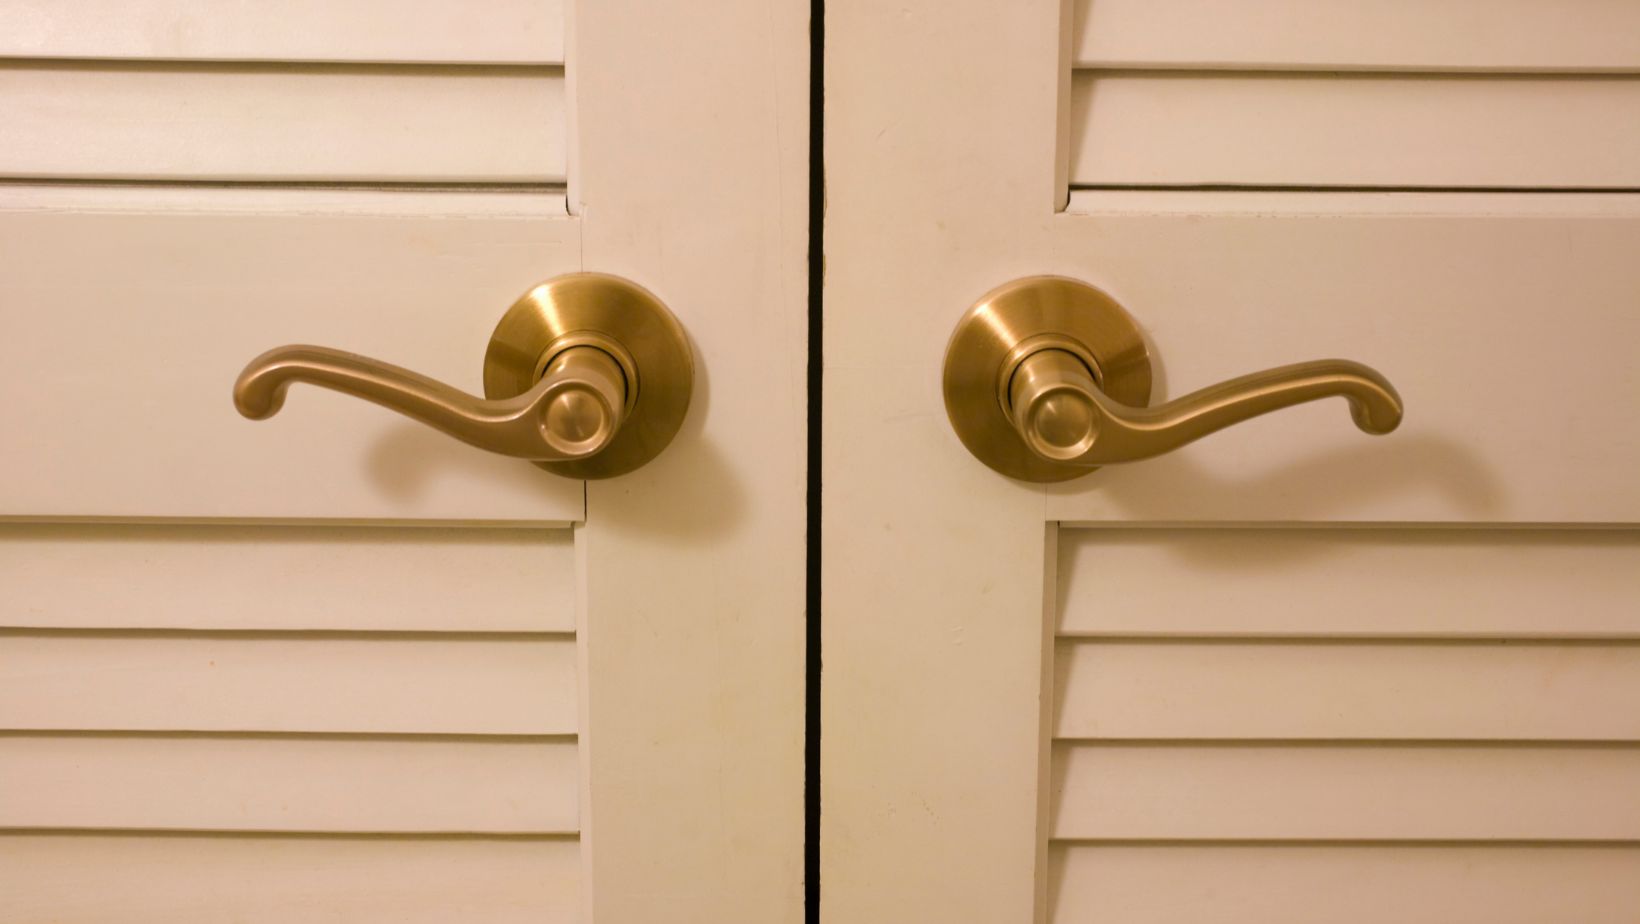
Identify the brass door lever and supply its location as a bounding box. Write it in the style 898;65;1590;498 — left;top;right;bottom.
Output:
234;273;693;479
942;276;1403;482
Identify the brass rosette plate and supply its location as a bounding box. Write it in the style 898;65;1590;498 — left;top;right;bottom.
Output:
941;276;1152;481
486;273;694;478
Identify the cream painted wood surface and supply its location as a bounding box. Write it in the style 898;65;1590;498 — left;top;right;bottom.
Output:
1072;0;1640;72
1056;641;1640;740
0;523;575;631
1052;846;1640;924
0;523;588;918
0;0;566;63
825;2;1640;923
1069;73;1640;189
1;633;579;733
0;836;584;924
1046;527;1640;921
1052;744;1640;839
0;2;808;923
0;63;567;182
1036;211;1640;523
0;1;566;184
0;736;579;831
1058;528;1640;636
0;207;584;521
1069;0;1640;192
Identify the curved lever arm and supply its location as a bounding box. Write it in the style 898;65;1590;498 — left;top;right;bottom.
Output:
1009;350;1402;466
234;344;627;462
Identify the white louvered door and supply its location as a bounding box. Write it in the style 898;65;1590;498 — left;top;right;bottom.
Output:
824;2;1640;922
0;2;807;922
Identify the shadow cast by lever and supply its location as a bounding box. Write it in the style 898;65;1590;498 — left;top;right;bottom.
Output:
361;331;748;542
1049;431;1506;528
363;422;578;509
578;339;751;544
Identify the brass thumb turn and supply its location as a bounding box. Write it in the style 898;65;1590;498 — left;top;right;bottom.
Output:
234;273;693;479
943;276;1403;482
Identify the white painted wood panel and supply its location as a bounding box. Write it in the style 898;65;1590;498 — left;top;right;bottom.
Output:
572;3;811;920
1051;845;1640;924
0;634;576;734
0;524;574;632
1073;0;1640;72
1053;744;1640;840
1042;212;1640;523
0;183;569;217
0;525;584;908
0;0;564;64
0;62;564;182
1046;527;1640;915
0;208;583;521
0;2;810;922
0;835;580;923
1056;641;1640;740
1058;529;1640;638
826;0;1640;919
0;735;576;832
1070;72;1640;189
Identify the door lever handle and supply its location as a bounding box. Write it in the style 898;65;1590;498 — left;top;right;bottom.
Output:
1007;350;1400;466
232;273;693;479
943;276;1403;482
235;341;631;463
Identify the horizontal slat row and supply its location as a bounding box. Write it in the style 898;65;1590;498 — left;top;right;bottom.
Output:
1058;528;1640;637
1069;72;1640;190
0;62;565;183
1073;0;1640;72
1053;744;1640;840
1052;846;1640;924
0;0;564;64
0;835;581;923
0;735;577;832
1055;640;1640;740
0;524;574;632
0;633;577;735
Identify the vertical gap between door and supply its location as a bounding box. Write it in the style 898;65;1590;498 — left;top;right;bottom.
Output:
805;0;825;919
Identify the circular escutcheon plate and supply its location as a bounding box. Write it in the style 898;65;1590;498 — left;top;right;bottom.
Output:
486;273;694;479
942;276;1152;482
